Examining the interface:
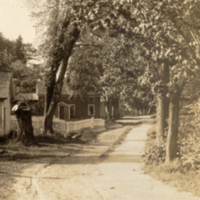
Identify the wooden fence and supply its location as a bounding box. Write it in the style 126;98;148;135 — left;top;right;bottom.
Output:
11;116;105;137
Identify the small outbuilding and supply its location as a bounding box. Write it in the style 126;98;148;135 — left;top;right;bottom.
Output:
0;72;15;136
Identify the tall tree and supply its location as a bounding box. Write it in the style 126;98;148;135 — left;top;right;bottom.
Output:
67;30;147;120
0;32;15;71
27;0;136;133
14;35;27;63
129;0;200;161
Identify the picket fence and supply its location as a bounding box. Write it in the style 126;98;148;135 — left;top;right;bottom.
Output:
11;117;105;137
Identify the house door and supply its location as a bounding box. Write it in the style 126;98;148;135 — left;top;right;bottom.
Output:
59;106;65;120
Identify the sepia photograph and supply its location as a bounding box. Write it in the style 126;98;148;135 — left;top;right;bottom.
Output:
0;0;200;199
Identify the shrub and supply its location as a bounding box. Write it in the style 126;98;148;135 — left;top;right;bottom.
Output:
143;139;166;165
144;100;200;170
146;125;156;139
143;124;168;165
178;101;200;171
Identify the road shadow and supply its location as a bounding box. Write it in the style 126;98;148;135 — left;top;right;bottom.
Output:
116;115;155;126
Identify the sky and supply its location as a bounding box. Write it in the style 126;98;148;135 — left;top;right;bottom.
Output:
0;0;36;43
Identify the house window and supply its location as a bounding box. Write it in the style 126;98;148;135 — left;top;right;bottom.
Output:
59;106;65;119
70;104;75;116
88;104;95;116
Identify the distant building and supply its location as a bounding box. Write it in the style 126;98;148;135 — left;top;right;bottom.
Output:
0;72;15;135
36;82;104;121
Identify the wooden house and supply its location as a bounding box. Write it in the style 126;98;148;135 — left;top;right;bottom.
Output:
36;82;103;121
0;72;15;135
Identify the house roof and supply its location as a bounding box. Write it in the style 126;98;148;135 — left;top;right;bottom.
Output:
37;81;70;96
36;81;100;96
15;93;38;101
0;71;15;100
58;101;71;107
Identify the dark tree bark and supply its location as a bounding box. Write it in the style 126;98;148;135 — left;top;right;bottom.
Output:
156;92;169;142
105;99;111;120
43;24;80;134
156;62;169;143
44;19;70;115
166;92;180;162
104;101;109;119
104;97;113;120
113;98;120;120
15;107;35;145
165;78;186;162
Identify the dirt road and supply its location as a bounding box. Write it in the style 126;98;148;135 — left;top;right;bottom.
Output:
8;117;200;200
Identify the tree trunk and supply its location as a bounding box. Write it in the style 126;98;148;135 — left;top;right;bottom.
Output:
156;92;169;143
108;97;113;119
156;62;169;143
16;109;35;145
16;117;23;137
166;93;180;162
44;3;69;114
104;97;112;120
43;24;80;134
44;76;56;115
113;98;120;120
105;101;109;119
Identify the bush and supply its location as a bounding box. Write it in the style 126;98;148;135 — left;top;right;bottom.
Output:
143;101;200;197
143;139;166;165
143;124;168;165
144;100;200;170
146;125;156;139
178;111;200;171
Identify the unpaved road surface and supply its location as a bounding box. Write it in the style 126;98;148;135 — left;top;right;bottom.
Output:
5;117;200;200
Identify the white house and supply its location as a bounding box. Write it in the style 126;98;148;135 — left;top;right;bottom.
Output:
0;72;15;136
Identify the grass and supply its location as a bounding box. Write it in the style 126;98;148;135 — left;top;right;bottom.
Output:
143;125;200;197
2;116;123;161
1;116;124;160
144;161;200;197
0;126;107;161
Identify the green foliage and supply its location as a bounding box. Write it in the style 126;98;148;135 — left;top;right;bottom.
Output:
144;162;200;197
11;60;42;94
14;36;27;63
144;124;169;166
152;81;168;94
131;0;200;101
144;100;200;170
146;125;156;140
0;32;15;71
67;30;150;111
143;139;166;166
178;103;200;171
